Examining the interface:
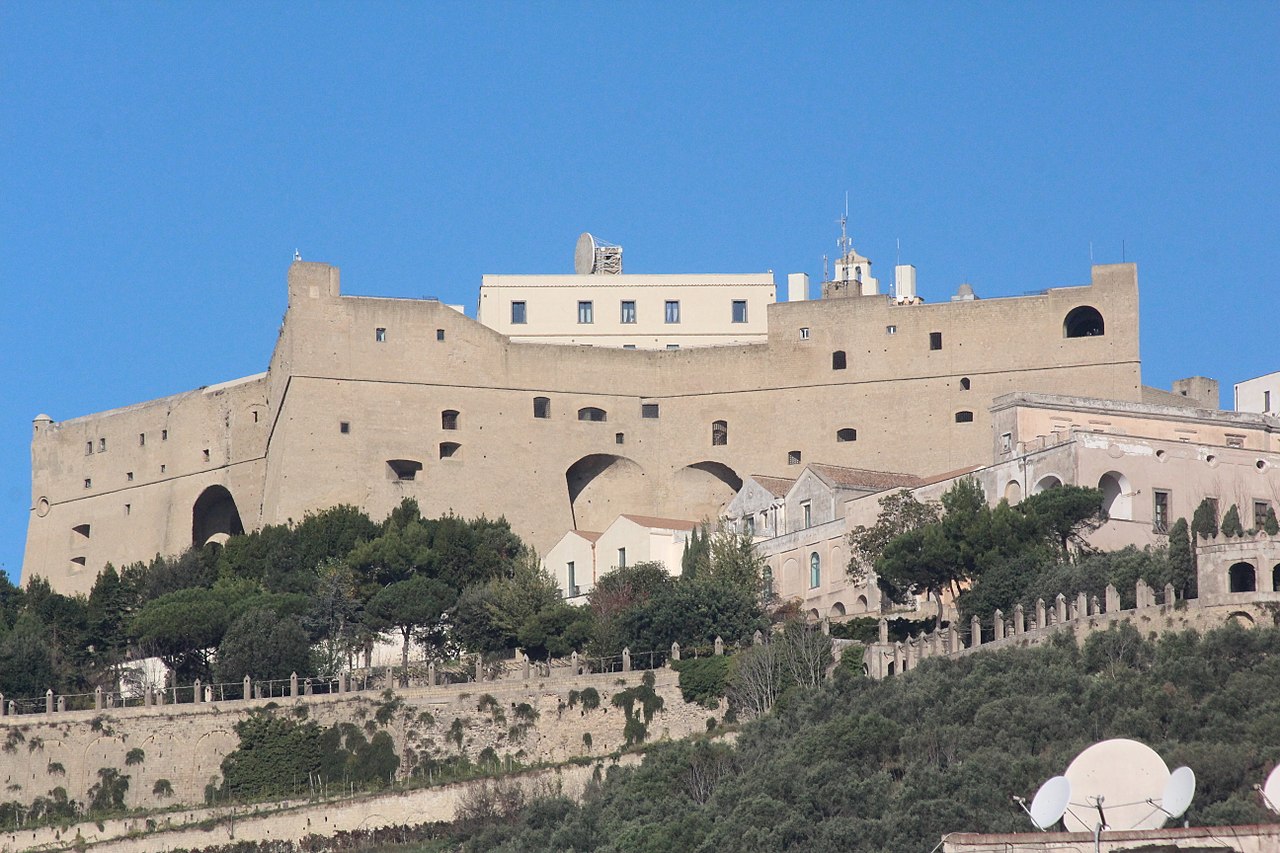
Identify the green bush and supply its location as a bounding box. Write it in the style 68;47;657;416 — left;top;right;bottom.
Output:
672;656;730;707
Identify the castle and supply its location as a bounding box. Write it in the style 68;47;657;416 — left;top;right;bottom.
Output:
23;240;1145;594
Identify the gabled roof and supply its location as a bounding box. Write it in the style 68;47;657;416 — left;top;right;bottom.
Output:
915;465;985;488
807;463;925;492
568;530;603;543
618;514;699;531
749;475;796;498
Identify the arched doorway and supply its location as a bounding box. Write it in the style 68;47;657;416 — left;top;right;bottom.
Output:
671;461;743;523
1034;475;1063;494
1098;471;1132;520
829;602;846;618
192;485;244;547
565;454;647;531
1004;480;1023;505
1229;562;1257;593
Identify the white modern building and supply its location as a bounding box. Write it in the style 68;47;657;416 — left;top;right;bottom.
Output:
1236;370;1280;416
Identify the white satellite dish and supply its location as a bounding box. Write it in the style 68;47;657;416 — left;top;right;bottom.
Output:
1063;738;1171;832
1262;764;1280;814
1161;766;1195;819
1028;775;1072;830
574;232;598;275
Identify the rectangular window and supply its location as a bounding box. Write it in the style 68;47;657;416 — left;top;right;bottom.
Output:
615;432;625;444
340;421;350;434
666;343;680;350
511;301;527;324
744;516;755;536
375;327;387;342
799;327;810;340
620;300;637;324
160;464;166;473
161;429;168;441
1226;434;1245;449
252;411;259;423
203;449;210;462
577;301;594;324
731;300;748;323
86;441;93;455
534;397;551;419
1256;500;1272;528
124;503;131;516
802;501;812;528
1265;389;1272;411
99;438;107;452
929;331;943;350
567;561;576;596
664;300;680;323
642;403;659;418
126;471;133;482
84;478;92;489
1000;432;1013;454
623;344;637;349
788;450;802;465
436;328;445;341
1153;490;1171;533
617;547;626;568
886;325;897;335
139;433;146;446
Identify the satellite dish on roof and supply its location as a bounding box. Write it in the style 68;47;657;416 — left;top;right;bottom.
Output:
1026;775;1071;830
1262;764;1280;814
1160;766;1195;819
575;232;598;275
1063;738;1171;832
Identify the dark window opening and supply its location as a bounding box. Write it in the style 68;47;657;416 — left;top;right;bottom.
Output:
615;432;625;444
929;331;943;350
960;377;971;390
1229;562;1257;593
732;300;748;323
533;397;551;419
85;441;93;455
126;471;134;481
836;428;857;442
84;478;92;489
642;403;659;419
441;410;460;430
387;459;423;481
1064;306;1105;338
832;350;847;370
72;523;90;539
578;407;607;422
440;441;461;459
340;421;350;434
375;327;387;342
436;328;446;341
620;300;636;324
788;450;802;465
955;411;974;423
712;420;728;446
203;448;211;461
139;433;146;446
1153;490;1171;533
252;411;259;423
511;301;527;324
161;429;168;441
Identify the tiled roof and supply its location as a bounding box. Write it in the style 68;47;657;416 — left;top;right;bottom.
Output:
807;463;925;491
618;514;700;531
915;464;985;487
749;475;796;497
570;530;603;542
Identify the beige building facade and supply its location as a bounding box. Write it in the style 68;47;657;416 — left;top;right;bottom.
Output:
25;258;1143;594
545;514;697;600
1236;370;1280;416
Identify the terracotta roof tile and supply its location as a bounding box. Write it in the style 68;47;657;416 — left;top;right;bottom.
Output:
618;514;700;531
749;475;797;497
570;530;603;542
807;463;925;491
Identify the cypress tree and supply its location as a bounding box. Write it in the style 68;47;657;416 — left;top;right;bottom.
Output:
1221;504;1244;538
1191;498;1219;541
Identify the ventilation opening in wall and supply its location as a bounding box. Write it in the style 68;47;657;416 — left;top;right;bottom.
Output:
72;523;91;540
70;556;87;571
929;332;943;350
955;411;974;423
440;442;461;459
641;403;659;419
712;420;728;446
836;428;857;442
788;450;802;465
960;377;971;390
340;421;350;434
387;459;423;481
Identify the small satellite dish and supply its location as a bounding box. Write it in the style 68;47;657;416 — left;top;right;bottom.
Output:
1028;775;1072;830
1262;764;1280;814
1063;738;1170;832
574;232;598;275
1161;766;1195;819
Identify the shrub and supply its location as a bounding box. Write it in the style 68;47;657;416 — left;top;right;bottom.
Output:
152;779;173;797
672;656;730;707
124;748;145;766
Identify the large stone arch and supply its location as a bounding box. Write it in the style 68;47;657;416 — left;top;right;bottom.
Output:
1229;561;1257;593
670;461;743;523
1033;474;1063;494
192;485;244;547
565;454;648;531
1098;471;1132;521
1064;305;1105;337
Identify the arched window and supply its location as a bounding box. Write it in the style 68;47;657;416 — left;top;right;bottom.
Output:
832;351;847;370
762;566;774;600
960;377;971;391
955;411;974;423
1229;562;1257;593
533;397;550;419
711;420;728;446
439;442;461;459
441;410;459;430
387;459;422;481
577;407;607;422
1064;306;1105;338
836;428;857;442
809;552;821;589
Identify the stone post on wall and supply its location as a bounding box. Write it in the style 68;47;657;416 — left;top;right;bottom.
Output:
303;678;313;697
6;701;14;716
289;673;298;698
1090;594;1101;616
1055;593;1068;623
893;642;904;674
993;609;1005;641
475;654;484;683
94;686;103;711
932;630;943;657
948;623;959;654
1135;579;1150;609
204;686;214;703
1164;583;1176;606
144;686;154;707
671;642;681;662
243;676;252;700
56;696;66;713
570;651;580;676
254;683;263;700
426;662;435;688
1076;592;1088;619
193;679;202;703
0;693;5;716
879;618;889;644
522;654;531;681
714;636;724;656
970;615;982;648
821;617;830;636
1105;584;1120;612
1035;598;1046;630
753;630;764;646
1013;604;1025;635
622;648;632;673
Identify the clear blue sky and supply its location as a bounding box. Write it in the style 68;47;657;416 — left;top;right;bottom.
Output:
2;3;1278;585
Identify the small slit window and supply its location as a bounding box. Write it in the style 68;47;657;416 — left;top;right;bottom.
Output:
84;478;92;489
836;428;857;442
86;441;93;455
139;433;146;446
578;407;607;422
832;351;847;370
441;410;459;430
955;410;974;423
126;471;134;481
436;329;446;341
387;459;422;481
641;403;659;419
960;377;971;390
615;432;625;445
712;420;728;446
340;421;350;434
375;327;387;342
440;442;461;459
533;397;551;419
161;429;168;441
99;438;107;452
929;332;943;350
788;450;802;465
799;327;810;340
1064;306;1105;338
203;449;211;461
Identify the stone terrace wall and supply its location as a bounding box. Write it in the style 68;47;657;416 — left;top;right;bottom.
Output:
0;667;716;813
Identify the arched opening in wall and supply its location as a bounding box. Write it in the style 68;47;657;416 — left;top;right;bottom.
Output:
1229;562;1257;593
672;461;743;523
1034;475;1063;494
832;351;847;370
782;557;799;594
1064;305;1105;338
441;410;459;430
565;454;647;531
886;661;896;676
1272;564;1280;592
711;420;728;446
1004;480;1023;504
960;377;971;390
439;442;461;459
72;523;91;541
1229;611;1255;627
578;407;607;422
836;428;857;442
829;602;846;618
856;594;869;611
1098;471;1132;520
810;551;821;589
808;608;820;623
387;459;423;481
955;411;974;423
192;485;244;548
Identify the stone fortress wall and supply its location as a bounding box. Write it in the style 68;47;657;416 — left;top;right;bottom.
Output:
24;260;1142;594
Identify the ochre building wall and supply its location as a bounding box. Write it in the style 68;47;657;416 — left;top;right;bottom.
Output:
24;261;1142;593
